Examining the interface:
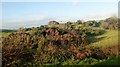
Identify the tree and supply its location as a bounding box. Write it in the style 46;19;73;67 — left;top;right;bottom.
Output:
66;21;72;25
18;27;25;33
48;21;59;25
76;20;82;24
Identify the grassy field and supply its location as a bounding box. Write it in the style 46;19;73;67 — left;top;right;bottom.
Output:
89;30;118;48
1;31;17;38
1;32;11;38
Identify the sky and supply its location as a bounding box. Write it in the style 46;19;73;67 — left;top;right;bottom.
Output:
1;0;119;2
1;1;119;29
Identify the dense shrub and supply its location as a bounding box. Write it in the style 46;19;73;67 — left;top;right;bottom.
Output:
83;21;100;27
79;27;105;36
2;45;34;66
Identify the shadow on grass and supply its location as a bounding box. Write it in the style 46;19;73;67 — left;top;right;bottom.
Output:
87;36;106;45
86;30;107;45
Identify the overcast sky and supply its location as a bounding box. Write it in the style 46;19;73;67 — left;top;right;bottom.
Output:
1;0;119;29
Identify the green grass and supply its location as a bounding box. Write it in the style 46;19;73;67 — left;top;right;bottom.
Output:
61;56;120;65
89;30;118;48
95;56;120;65
1;32;12;37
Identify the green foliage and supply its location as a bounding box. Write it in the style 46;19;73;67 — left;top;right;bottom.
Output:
62;56;120;65
58;29;68;35
79;27;105;36
76;20;82;24
48;21;59;26
62;58;101;65
95;56;120;65
78;58;100;65
1;29;17;33
83;20;100;27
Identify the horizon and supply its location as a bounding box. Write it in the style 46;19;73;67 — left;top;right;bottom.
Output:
1;2;118;29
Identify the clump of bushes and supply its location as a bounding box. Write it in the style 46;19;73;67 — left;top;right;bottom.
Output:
79;27;105;36
2;44;34;66
99;17;118;30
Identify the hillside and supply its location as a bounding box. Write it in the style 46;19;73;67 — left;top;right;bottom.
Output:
90;30;118;47
1;17;119;66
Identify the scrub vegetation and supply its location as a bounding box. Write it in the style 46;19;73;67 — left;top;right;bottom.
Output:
1;17;120;66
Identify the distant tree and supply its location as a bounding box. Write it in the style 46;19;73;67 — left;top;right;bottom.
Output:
100;17;118;29
76;20;82;24
83;20;100;27
66;21;72;25
39;25;47;30
66;21;73;29
25;28;32;31
83;22;91;26
18;27;25;33
2;29;16;33
92;22;100;27
48;21;59;25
